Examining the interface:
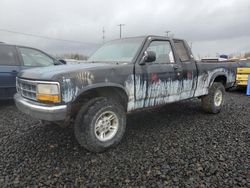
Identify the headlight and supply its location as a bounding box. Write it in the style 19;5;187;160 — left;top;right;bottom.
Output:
36;83;60;103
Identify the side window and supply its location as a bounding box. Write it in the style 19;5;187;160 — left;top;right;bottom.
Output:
147;41;175;64
0;45;19;66
174;40;190;62
19;48;55;67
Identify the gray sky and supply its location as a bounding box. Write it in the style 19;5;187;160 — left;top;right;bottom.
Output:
0;0;250;57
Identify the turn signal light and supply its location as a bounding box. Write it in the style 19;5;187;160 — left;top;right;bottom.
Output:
36;94;60;103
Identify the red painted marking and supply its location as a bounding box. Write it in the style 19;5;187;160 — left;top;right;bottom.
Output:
187;71;193;79
151;73;158;82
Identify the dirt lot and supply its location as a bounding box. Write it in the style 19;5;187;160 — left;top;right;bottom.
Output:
0;90;249;187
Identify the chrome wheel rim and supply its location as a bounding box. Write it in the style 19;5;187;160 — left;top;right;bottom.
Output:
94;111;119;142
214;90;223;107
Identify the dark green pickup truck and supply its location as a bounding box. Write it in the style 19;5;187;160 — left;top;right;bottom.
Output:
15;36;236;152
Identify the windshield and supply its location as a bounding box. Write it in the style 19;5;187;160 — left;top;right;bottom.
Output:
19;47;56;67
88;38;144;62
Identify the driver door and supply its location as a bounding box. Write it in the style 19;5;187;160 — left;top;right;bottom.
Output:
134;40;183;109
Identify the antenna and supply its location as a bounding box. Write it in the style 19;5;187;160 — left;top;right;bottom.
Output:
102;27;105;44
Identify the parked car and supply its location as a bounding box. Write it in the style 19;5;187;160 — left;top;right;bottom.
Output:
0;43;65;100
64;58;87;65
201;57;229;62
15;36;237;152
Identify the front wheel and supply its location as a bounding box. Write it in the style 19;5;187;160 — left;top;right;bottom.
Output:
201;82;225;114
74;98;126;153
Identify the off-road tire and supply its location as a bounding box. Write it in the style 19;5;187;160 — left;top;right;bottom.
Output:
74;97;126;153
201;82;225;114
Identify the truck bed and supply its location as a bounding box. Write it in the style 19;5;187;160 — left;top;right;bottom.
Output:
194;61;237;97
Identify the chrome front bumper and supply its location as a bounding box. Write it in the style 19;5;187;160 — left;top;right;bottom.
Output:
14;94;67;121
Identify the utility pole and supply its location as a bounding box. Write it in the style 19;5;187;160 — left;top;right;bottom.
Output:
102;27;105;44
165;30;171;37
118;24;125;38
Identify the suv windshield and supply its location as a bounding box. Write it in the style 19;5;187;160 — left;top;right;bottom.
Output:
88;38;144;62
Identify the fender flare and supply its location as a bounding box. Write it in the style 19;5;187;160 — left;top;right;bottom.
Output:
74;82;129;101
209;72;227;87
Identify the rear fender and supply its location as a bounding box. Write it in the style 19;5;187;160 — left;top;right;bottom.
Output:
209;72;227;87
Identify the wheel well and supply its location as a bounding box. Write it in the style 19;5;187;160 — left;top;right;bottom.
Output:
70;87;128;118
213;75;227;86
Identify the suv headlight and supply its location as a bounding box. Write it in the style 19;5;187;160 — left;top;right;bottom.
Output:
36;83;61;103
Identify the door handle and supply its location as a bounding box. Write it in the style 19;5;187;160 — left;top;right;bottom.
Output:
173;65;182;71
12;70;18;73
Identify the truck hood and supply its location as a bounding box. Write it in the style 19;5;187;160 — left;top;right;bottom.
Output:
18;62;114;80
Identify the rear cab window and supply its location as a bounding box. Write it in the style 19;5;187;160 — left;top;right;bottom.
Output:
0;45;19;66
173;40;190;62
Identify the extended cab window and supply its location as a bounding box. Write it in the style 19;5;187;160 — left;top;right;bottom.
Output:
19;48;55;67
147;41;175;64
174;40;190;62
0;45;19;66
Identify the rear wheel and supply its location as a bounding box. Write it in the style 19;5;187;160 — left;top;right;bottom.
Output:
74;98;126;153
201;82;225;114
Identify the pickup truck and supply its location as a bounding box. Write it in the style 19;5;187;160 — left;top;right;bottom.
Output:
14;36;236;152
0;42;64;100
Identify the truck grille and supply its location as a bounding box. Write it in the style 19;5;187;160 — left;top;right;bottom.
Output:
16;78;37;101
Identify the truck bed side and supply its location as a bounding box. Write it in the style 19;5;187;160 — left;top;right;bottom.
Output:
194;61;237;97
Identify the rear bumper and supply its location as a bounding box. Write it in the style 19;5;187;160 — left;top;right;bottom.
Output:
14;93;67;121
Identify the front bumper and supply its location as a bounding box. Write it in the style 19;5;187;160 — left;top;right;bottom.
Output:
14;94;67;121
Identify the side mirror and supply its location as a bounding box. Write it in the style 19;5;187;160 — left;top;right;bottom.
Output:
140;51;156;65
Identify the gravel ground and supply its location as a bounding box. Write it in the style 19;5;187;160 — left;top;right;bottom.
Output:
0;90;249;187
